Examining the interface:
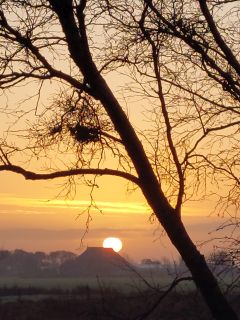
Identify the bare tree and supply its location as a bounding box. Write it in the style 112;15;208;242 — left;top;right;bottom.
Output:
0;0;239;319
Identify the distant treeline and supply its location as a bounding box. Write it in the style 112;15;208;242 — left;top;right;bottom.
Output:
0;249;76;277
0;248;238;278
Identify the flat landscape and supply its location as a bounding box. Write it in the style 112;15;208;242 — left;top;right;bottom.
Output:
0;274;239;320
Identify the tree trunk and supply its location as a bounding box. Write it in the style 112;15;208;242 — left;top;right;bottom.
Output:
49;2;238;319
98;80;239;320
136;168;238;320
156;207;237;320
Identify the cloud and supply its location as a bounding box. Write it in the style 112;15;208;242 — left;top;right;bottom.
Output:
0;196;150;214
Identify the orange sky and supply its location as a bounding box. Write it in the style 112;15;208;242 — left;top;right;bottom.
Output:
0;84;231;262
0;170;225;262
0;28;230;262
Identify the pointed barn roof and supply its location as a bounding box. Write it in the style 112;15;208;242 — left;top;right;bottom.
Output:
60;247;131;277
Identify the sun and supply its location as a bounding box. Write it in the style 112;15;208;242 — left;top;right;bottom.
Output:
102;237;123;252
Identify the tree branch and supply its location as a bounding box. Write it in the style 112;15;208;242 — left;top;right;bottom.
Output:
144;0;240;101
48;0;173;216
198;0;240;77
139;5;184;215
135;277;193;320
0;9;92;95
0;164;140;185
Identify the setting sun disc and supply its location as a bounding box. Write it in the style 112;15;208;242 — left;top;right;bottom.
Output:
103;237;122;252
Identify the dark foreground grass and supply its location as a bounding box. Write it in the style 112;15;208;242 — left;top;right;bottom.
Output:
0;287;239;320
0;274;238;320
0;275;175;292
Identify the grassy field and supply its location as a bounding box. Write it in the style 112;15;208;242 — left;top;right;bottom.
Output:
0;276;238;320
0;270;237;295
0;274;178;292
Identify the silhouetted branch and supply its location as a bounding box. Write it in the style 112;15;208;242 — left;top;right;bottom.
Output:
0;164;140;185
135;276;193;320
198;0;240;76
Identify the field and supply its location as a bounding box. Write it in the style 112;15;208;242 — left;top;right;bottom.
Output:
0;276;239;320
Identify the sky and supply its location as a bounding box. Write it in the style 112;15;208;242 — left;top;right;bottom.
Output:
0;170;226;262
0;5;233;264
0;75;230;263
0;71;229;263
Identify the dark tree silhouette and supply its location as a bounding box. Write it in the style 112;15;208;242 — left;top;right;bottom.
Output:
0;1;239;319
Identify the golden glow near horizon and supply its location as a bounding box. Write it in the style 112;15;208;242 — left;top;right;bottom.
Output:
103;237;123;252
0;194;209;217
0;196;150;214
0;154;224;261
0;182;225;261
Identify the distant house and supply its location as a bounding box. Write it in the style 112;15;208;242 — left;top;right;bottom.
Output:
140;258;162;269
60;247;132;277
